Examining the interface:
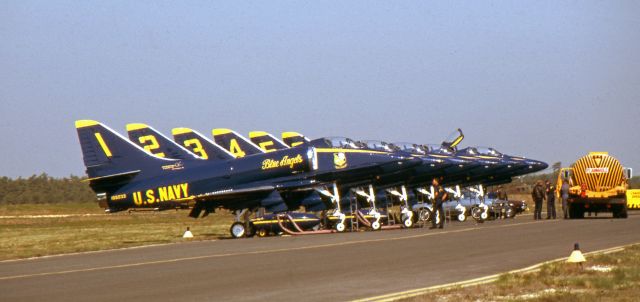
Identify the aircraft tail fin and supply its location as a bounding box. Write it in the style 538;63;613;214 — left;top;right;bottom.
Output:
281;131;310;147
172;127;235;161
75;120;174;180
126;123;200;160
212;128;263;158
248;131;289;152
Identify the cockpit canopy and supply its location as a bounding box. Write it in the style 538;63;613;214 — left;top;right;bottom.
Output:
475;147;503;157
320;137;362;149
392;142;428;155
360;140;395;152
425;144;454;155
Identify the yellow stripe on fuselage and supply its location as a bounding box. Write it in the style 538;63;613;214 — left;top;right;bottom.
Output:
315;148;389;155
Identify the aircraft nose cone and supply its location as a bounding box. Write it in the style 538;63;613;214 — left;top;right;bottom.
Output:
527;160;548;172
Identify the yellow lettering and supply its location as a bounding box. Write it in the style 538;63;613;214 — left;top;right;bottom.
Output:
146;190;155;204
229;139;246;158
172;184;182;199
262;154;304;170
158;187;168;201
181;183;189;197
262;159;280;170
184;139;208;159
133;191;142;206
139;135;165;158
167;186;175;200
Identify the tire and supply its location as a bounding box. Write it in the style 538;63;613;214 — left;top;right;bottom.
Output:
256;228;268;237
613;205;628;219
505;207;516;219
230;222;246;238
418;208;432;222
335;222;346;232
457;213;466;222
403;218;413;228
371;221;381;231
471;207;484;222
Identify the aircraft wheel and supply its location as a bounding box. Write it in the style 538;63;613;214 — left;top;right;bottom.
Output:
471;207;484;222
371;221;381;231
403;218;413;228
419;209;432;222
230;222;246;238
480;212;488;220
335;222;346;232
256;228;268;237
505;207;516;218
457;214;466;222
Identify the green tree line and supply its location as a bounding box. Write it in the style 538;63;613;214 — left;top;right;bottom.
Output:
0;173;95;205
0;173;638;205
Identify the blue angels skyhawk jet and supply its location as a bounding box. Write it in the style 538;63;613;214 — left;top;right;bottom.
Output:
75;120;419;238
127;124;424;231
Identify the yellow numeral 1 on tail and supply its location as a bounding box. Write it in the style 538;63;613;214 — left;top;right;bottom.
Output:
94;132;112;157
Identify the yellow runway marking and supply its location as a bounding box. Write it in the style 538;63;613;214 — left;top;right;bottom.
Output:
0;220;550;281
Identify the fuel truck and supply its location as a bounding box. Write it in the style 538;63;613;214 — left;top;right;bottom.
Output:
557;152;632;218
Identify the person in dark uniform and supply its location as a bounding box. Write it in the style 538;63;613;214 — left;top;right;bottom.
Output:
531;180;545;220
430;178;448;229
496;185;508;200
545;180;556;219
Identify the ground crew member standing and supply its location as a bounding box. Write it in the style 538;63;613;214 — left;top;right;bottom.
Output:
545;180;556;219
531;180;545;220
561;179;570;219
496;185;508;200
430;178;448;229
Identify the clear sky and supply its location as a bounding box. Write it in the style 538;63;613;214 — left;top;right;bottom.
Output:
1;1;639;177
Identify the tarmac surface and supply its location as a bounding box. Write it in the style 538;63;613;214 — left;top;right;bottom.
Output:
2;214;639;302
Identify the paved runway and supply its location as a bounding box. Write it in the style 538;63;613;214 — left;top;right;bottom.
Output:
2;215;639;302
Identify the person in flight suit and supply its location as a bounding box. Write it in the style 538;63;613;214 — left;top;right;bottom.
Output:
430;178;448;229
496;185;508;200
531;180;545;220
545;180;556;219
561;179;570;219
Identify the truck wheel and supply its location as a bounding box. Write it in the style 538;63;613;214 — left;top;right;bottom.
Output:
230;222;246;238
620;208;628;218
